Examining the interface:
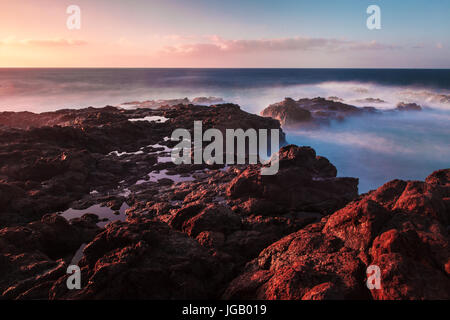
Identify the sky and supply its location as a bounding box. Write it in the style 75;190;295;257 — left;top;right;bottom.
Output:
0;0;449;68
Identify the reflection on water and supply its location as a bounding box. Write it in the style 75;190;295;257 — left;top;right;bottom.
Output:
61;202;130;227
287;110;450;193
135;169;195;185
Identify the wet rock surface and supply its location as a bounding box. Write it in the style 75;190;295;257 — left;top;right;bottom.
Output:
226;145;358;215
49;218;227;299
223;169;450;300
260;97;423;127
0;103;284;226
0;102;448;300
0;214;99;299
261;97;367;127
395;102;422;111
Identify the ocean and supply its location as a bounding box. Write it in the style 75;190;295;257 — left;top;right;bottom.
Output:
1;68;449;193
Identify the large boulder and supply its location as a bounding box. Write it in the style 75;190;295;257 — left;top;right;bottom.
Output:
227;145;358;215
261;98;312;126
261;97;364;127
169;203;242;238
223;169;450;300
223;222;370;300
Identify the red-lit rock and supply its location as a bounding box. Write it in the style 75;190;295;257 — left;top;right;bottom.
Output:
224;169;450;300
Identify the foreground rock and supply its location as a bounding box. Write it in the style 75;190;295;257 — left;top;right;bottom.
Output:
0;103;284;227
0;101;447;300
49;218;226;299
156;145;355;271
223;169;450;300
0;142;358;299
43;144;356;299
0;214;99;299
226;145;358;215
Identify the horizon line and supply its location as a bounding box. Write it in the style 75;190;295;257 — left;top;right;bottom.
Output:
1;67;450;70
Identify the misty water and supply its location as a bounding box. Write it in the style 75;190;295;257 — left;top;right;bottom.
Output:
286;110;450;193
1;68;449;193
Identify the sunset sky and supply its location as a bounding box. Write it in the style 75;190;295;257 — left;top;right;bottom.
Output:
1;0;449;68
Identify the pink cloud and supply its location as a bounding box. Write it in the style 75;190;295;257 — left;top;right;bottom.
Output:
160;36;401;57
347;40;400;50
0;37;87;47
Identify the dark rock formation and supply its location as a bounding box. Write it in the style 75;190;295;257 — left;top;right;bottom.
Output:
223;169;450;300
0;102;447;301
355;98;386;104
191;97;224;105
396;102;422;111
131;144;353;275
261;97;425;128
261;98;312;126
49;218;227;299
0;214;99;299
163;103;286;144
31;143;353;300
226;145;358;215
120;96;224;109
0;103;285;227
261;97;366;127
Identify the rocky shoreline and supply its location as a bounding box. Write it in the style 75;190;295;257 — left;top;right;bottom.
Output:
260;97;424;127
0;101;448;300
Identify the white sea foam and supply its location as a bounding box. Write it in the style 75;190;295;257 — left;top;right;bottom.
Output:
231;81;450;114
108;150;145;157
128;116;169;123
314;81;450;110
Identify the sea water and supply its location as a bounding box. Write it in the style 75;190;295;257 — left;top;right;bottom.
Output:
1;68;449;192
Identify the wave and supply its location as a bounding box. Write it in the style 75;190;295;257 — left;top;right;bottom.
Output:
1;69;450;113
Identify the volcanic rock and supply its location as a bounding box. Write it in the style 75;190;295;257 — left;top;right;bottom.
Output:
396;102;422;111
0;103;285;226
49;218;227;299
0;214;99;299
261;97;364;126
226;145;358;215
223;169;450;300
